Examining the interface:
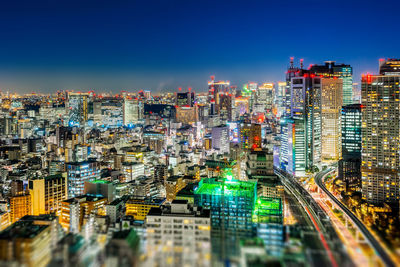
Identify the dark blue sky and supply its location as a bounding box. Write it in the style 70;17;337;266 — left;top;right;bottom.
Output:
0;0;399;93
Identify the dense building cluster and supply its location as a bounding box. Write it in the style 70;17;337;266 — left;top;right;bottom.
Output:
0;58;399;266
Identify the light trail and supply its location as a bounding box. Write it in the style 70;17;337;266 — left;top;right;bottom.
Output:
305;206;339;267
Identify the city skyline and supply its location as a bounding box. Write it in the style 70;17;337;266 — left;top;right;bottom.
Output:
0;0;399;93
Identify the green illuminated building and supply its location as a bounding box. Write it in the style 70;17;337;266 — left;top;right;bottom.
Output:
194;176;257;260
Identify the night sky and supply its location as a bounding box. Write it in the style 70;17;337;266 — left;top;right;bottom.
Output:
0;0;399;93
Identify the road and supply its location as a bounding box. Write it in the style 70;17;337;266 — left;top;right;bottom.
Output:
275;167;353;267
315;168;396;267
285;186;332;267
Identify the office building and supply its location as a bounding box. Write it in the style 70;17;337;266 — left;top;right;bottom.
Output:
29;173;68;216
239;123;261;150
290;74;322;174
321;78;343;161
60;195;107;232
361;59;400;206
67;92;89;127
176;91;195;107
125;197;165;221
123;98;143;125
146;200;211;267
194;176;257;260
66;160;101;198
339;104;362;190
122;162;145;182
309;61;353;105
10;194;31;223
211;125;229;154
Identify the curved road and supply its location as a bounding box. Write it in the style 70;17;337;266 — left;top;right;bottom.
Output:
315;168;395;267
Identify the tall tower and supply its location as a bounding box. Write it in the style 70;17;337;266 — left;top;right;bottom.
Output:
321;78;343;161
290;74;322;174
309;61;353;105
67;92;89;127
361;59;400;207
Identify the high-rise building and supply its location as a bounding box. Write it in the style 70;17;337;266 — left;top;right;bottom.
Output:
239;123;261;150
256;83;274;112
66;160;101;198
67;92;89;127
339;104;362;191
309;61;353;105
361;59;400;206
290;74;322;174
29;174;68;216
208;76;230;111
211;125;229;154
146;200;211;267
176;91;195;107
123;98;143;126
194;176;257;259
321;78;343;161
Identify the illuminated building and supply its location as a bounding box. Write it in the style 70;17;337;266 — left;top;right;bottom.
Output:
125;197;165;221
321;78;343;161
67;92;89;127
123;98;143;126
208;76;230;109
122;162;145;182
66;160;101;198
309;61;353;105
239;123;261;150
165;175;187;202
175;105;198;124
143;131;165;154
194;176;257;260
252;197;284;256
29;174;68;216
361;59;400;206
290;74;322;173
0;219;52;266
234;96;250;117
211;125;229;154
246;149;275;178
256;83;274;112
146;200;211;267
0;212;10;231
204;135;212;150
285;57;301;116
176;91;195;107
339;104;362;191
10;194;31;223
60;195;107;232
218;93;234;121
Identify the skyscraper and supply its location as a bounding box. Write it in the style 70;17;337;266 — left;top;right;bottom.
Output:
361;59;400;206
339;104;362;191
321;78;343;161
208;76;230;112
123;98;143;126
309;61;353;105
67;92;89;127
290;74;322;173
211;125;230;154
239;123;261;150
